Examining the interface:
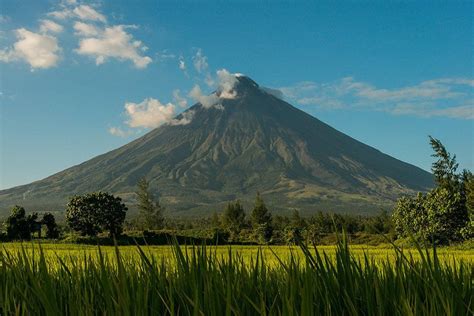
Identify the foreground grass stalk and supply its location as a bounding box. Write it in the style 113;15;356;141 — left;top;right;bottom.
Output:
0;237;472;315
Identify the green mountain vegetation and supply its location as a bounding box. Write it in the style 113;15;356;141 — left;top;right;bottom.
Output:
0;76;433;216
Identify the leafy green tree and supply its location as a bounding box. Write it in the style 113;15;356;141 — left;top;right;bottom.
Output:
222;200;246;236
136;178;164;230
393;193;428;240
423;188;466;242
66;192;127;237
5;205;31;240
428;137;468;241
393;137;470;243
42;213;60;239
251;193;273;243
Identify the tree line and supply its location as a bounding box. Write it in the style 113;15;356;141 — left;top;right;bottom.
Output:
2;136;472;245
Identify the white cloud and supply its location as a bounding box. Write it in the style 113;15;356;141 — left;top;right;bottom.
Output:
75;25;152;68
49;5;106;22
108;126;132;137
73;21;99;36
279;77;474;119
391;103;474;119
204;73;215;87
0;28;60;69
169;110;195;126
178;58;186;71
156;50;175;61
177;55;189;77
193;48;208;73
188;69;240;109
47;9;72;20
338;77;463;102
73;5;106;22
216;69;238;98
179;59;186;70
124;98;177;128
173;89;188;108
111;94;194;135
39;19;63;34
428;104;474;119
189;84;220;109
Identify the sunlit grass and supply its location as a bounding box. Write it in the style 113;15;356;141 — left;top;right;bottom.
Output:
1;236;472;315
2;241;473;267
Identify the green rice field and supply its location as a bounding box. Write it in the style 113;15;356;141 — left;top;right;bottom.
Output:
1;238;473;315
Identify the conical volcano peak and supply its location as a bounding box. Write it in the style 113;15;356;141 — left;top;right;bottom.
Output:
0;69;433;215
231;74;284;101
214;71;260;100
235;74;259;89
211;71;283;103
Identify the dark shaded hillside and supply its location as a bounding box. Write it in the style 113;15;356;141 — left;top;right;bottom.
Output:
0;76;433;216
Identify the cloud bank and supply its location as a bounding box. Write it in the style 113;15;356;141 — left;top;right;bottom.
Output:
0;2;152;70
279;77;474;119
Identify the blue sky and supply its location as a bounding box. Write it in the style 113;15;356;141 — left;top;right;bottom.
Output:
0;0;472;189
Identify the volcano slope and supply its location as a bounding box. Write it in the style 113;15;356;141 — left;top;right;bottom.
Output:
0;76;433;216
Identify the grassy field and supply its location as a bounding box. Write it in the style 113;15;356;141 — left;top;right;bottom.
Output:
1;238;473;315
2;241;473;267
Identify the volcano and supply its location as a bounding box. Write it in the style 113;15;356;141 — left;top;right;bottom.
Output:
0;75;433;216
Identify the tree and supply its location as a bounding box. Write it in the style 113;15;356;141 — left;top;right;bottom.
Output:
136;178;164;230
464;171;474;211
285;210;305;244
365;210;392;235
42;213;60;239
251;192;272;227
251;193;273;243
66;192;128;237
393;137;470;243
27;212;41;238
428;137;469;241
460;171;474;239
5;205;31;240
429;136;460;193
423;188;466;242
222;200;246;236
210;212;221;228
290;209;305;229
